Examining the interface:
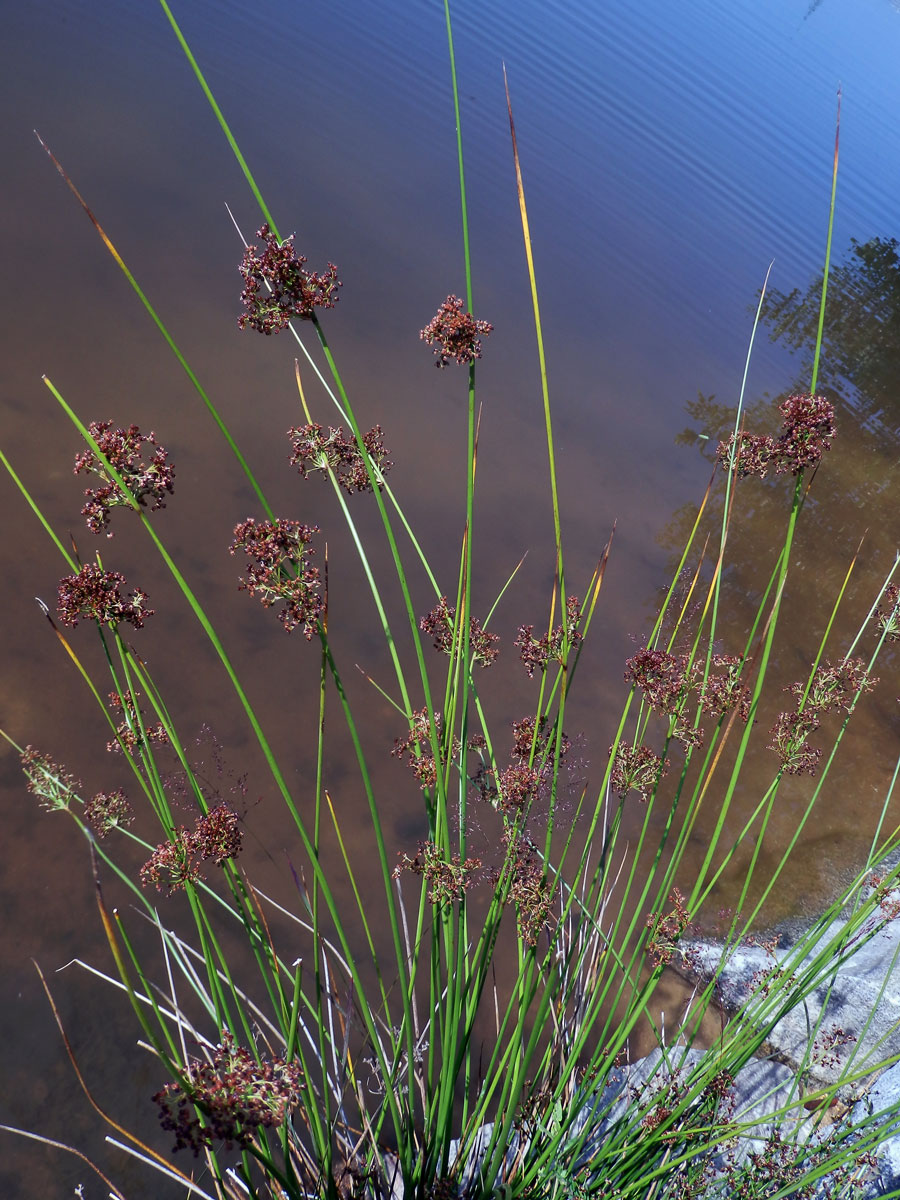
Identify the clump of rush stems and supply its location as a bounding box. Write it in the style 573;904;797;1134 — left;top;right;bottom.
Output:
6;16;900;1200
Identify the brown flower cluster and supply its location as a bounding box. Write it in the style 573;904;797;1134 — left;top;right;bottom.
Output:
810;1023;857;1072
74;421;174;536
630;1062;736;1155
511;714;570;765
645;887;694;969
777;392;837;471
625;647;693;714
717;393;836;478
288;422;392;493
719;431;780;479
474;761;542;816
20;747;80;812
609;742;668;803
495;762;542;813
741;1130;844;1200
624;648;751;750
57;564;153;629
84;789;133;838
613;651;751;801
788;656;875;715
496;831;556;947
769;657;876;775
698;654;753;723
238;223;341;334
419;596;499;668
515;596;583;678
876;583;900;642
230;518;323;637
420;294;493;368
392;708;460;789
140;804;243;894
392;839;481;906
767;710;822;777
749;957;798;1003
472;717;569;816
866;871;900;922
106;690;169;756
154;1029;303;1154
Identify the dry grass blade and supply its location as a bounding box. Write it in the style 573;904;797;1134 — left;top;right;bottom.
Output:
30;960;198;1185
34;132;131;273
104;1136;221;1199
0;1124;130;1200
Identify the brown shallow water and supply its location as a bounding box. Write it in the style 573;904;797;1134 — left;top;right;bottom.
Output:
3;0;900;1194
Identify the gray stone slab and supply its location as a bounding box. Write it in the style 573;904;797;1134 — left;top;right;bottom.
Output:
686;911;900;1088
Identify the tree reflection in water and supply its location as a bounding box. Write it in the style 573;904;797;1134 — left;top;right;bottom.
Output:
656;235;900;921
666;234;900;621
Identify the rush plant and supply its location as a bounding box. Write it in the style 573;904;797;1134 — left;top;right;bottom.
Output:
3;6;900;1200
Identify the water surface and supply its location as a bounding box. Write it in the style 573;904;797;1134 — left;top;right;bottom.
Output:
3;1;900;1193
